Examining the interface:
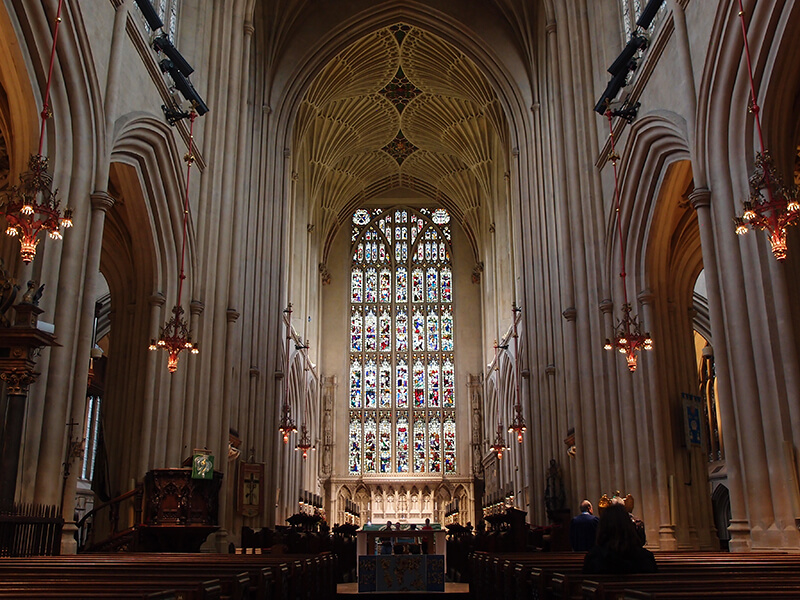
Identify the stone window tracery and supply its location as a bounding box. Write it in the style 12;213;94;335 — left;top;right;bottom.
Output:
349;207;456;475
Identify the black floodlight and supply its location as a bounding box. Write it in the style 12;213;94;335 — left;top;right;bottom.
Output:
133;0;163;31
161;60;209;116
152;34;194;77
608;35;647;76
636;0;663;30
594;68;630;114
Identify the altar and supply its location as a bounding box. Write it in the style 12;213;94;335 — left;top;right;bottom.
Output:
356;525;447;592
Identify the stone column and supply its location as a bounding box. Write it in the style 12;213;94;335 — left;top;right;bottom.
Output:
0;302;57;509
0;369;38;509
689;187;750;550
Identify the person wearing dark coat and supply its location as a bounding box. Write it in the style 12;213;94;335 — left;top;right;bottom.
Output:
570;499;600;551
583;503;657;574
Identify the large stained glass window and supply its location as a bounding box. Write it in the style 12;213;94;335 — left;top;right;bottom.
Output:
349;207;456;475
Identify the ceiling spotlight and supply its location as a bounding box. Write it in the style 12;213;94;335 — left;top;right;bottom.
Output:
594;67;630;114
160;60;209;116
608;35;647;76
133;0;164;31
153;34;194;77
636;0;663;30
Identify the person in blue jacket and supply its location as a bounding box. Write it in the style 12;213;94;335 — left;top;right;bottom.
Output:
570;499;600;551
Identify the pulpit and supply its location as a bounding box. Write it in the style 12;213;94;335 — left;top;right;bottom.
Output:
137;468;222;552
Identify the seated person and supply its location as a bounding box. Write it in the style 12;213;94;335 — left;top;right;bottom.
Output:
583;503;657;574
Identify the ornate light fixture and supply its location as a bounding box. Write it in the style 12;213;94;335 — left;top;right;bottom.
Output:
602;111;652;372
733;0;799;260
279;303;297;443
489;340;509;458
507;302;526;442
1;0;73;263
295;340;314;459
149;112;200;372
490;423;509;460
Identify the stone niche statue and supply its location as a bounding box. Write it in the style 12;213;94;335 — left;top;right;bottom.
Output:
544;458;566;520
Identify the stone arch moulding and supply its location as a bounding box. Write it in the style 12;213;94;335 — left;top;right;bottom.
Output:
612;112;691;285
110;113;199;298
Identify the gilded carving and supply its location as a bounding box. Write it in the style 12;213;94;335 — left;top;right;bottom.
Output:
1;367;38;395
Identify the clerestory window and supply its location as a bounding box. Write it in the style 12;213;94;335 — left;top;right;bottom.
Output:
348;207;456;476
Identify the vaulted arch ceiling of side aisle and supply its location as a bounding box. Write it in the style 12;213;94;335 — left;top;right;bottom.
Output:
292;24;509;263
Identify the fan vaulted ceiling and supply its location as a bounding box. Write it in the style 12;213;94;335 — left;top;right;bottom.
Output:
293;24;508;253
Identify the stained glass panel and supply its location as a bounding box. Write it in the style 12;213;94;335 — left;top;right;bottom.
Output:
364;415;376;473
396;267;407;302
441;267;452;302
396;360;408;408
428;414;441;473
350;360;362;408
413;359;425;408
427;359;440;408
380;269;391;303
413;310;425;351
365;268;377;303
413;416;426;472
379;310;391;352
349;414;361;474
350;310;363;352
397;413;409;472
364;360;377;409
412;269;424;303
444;414;456;473
441;308;453;351
443;358;455;408
426;268;438;302
379;416;392;473
396;309;408;352
379;360;392;408
426;311;439;351
365;310;377;352
351;270;363;303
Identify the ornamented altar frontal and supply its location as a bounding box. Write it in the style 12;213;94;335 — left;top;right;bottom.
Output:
358;554;445;592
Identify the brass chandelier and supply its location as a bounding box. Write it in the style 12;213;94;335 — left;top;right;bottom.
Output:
733;0;799;260
1;0;73;264
149;112;200;372
602;111;652;372
507;302;527;443
295;340;314;459
279;303;297;443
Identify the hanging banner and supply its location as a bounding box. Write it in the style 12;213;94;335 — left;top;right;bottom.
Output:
191;450;215;479
237;462;264;517
681;393;703;448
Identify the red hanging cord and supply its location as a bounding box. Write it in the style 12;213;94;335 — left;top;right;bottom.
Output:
176;111;196;308
38;0;65;156
606;111;631;335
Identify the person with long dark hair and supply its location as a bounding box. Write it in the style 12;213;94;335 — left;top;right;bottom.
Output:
583;503;657;574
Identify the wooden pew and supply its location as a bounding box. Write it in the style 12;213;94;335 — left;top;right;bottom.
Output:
0;552;336;600
471;550;800;600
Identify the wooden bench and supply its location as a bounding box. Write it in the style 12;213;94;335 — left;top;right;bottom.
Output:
0;552;336;600
470;550;800;600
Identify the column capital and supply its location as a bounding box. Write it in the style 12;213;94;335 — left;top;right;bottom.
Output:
599;299;614;315
149;293;166;307
638;289;656;305
190;300;205;316
227;308;240;323
0;366;38;395
562;306;577;321
90;191;116;213
688;187;711;211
